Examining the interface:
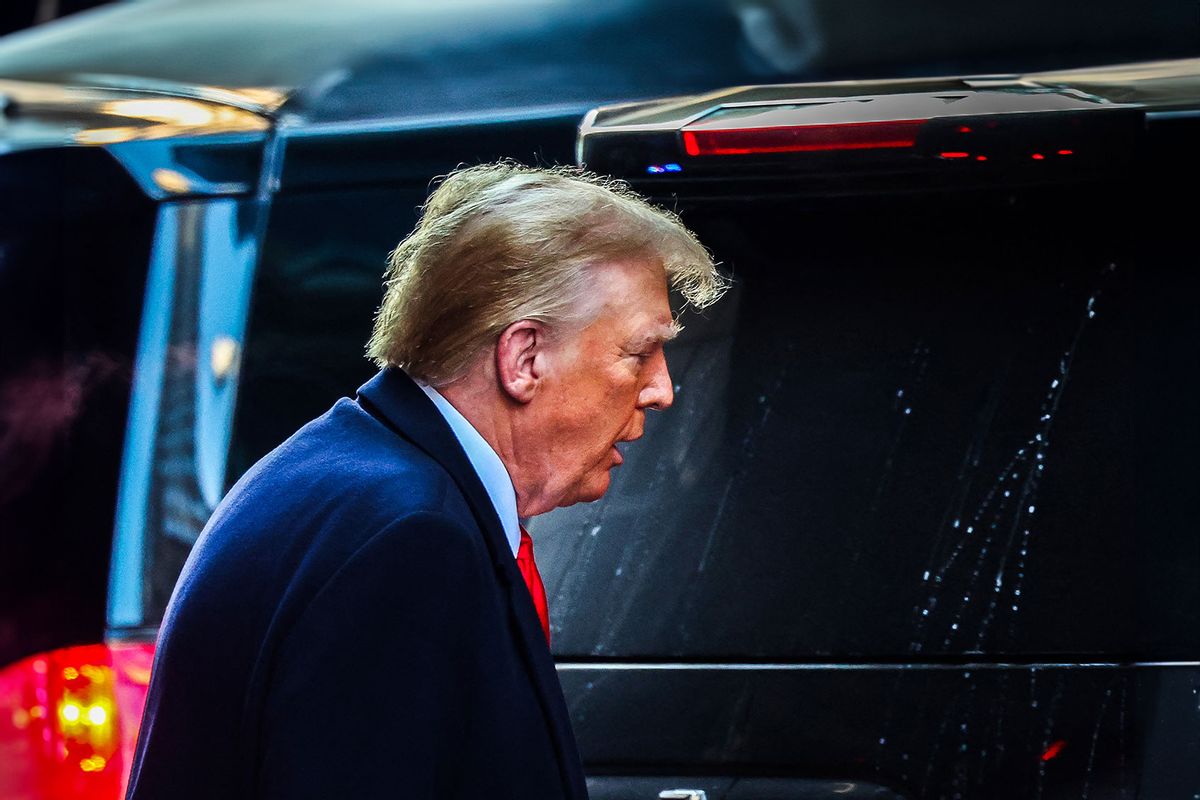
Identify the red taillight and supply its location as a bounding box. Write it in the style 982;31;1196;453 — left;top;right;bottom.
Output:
0;642;155;800
681;119;926;156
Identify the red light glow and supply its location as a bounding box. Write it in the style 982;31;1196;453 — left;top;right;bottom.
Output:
680;119;926;156
940;152;970;159
958;125;972;133
976;155;988;161
1058;149;1074;155
1041;739;1067;761
1032;153;1045;160
0;642;155;800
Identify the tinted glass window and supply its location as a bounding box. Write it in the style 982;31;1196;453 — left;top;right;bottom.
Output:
536;184;1198;660
225;186;425;483
213;177;1197;663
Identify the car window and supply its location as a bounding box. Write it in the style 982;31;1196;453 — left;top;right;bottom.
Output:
139;173;1197;665
535;185;1199;659
224;189;408;480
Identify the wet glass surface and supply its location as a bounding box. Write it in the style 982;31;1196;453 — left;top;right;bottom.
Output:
201;178;1199;663
536;186;1199;661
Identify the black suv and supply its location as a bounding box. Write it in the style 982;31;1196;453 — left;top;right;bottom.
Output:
1;2;1198;798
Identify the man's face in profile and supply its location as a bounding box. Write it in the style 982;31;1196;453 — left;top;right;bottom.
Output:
517;258;677;511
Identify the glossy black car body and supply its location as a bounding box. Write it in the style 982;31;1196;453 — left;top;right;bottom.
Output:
1;1;1198;798
563;64;1200;798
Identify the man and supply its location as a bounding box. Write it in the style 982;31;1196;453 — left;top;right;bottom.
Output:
126;162;724;799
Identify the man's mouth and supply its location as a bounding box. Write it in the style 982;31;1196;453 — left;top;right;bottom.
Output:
610;445;624;465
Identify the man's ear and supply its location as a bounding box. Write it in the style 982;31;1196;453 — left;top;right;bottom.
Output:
496;319;544;404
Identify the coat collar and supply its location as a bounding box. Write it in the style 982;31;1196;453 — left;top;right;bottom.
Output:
357;367;511;570
355;367;587;799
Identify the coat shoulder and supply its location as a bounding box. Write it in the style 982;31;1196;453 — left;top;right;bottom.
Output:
164;396;479;650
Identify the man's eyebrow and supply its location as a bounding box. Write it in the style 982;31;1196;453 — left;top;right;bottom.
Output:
627;322;682;350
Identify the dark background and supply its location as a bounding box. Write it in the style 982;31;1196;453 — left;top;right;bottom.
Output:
0;0;109;37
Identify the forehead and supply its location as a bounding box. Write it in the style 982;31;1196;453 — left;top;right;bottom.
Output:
587;258;674;332
589;258;670;307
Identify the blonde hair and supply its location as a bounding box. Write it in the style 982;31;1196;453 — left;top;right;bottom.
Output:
366;161;724;385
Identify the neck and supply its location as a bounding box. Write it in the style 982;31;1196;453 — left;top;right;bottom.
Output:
438;373;544;517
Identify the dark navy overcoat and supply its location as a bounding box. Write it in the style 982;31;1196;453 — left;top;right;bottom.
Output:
126;367;587;799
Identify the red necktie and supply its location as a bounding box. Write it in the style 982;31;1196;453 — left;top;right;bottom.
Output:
516;526;550;645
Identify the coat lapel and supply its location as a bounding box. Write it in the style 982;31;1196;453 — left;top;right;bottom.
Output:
356;368;587;799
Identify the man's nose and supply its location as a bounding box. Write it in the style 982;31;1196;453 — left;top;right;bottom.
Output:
638;349;674;411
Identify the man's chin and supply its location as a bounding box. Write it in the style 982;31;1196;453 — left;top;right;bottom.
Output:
562;471;613;507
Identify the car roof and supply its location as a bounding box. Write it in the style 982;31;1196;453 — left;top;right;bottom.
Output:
0;0;766;127
583;59;1200;131
0;0;1196;129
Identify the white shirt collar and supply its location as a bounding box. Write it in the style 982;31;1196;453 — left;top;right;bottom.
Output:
418;382;521;558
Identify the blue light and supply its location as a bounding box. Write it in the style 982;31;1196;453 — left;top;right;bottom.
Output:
664;163;683;172
646;165;666;174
